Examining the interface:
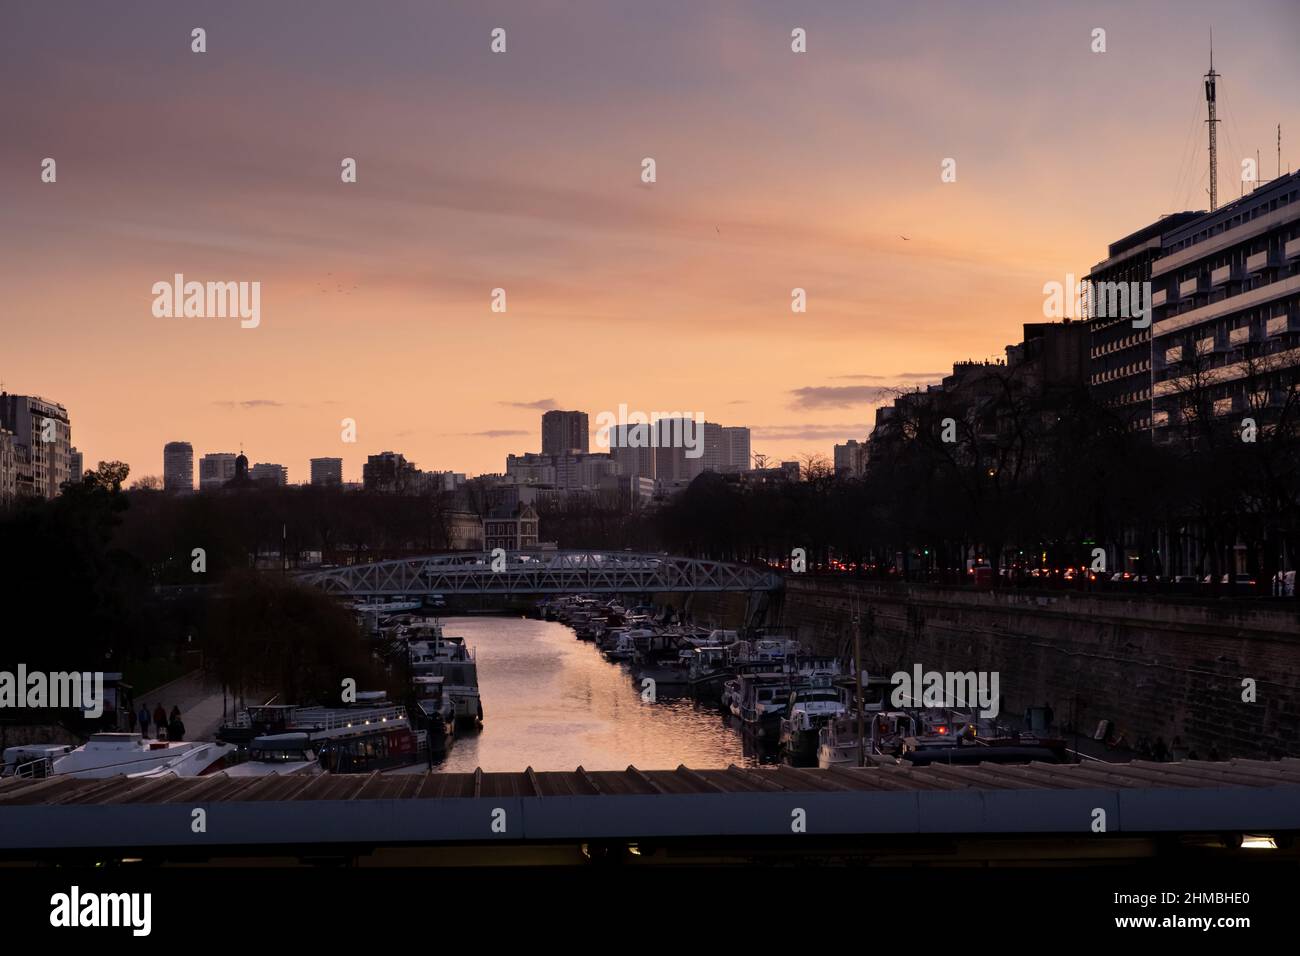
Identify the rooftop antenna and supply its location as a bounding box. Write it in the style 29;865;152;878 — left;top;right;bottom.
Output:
1205;31;1220;211
1280;124;1284;179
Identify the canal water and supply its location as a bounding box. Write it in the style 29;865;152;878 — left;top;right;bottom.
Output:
430;616;755;772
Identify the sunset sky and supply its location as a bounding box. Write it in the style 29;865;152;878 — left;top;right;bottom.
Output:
3;0;1298;482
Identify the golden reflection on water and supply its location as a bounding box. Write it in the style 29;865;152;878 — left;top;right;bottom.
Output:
429;616;756;772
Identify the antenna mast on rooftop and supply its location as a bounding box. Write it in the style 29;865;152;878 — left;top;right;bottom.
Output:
1205;33;1220;210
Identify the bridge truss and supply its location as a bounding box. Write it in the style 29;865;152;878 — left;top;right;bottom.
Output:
296;551;784;598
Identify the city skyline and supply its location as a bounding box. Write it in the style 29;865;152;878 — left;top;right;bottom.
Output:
4;2;1298;482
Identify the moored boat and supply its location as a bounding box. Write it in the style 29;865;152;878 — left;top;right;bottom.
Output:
2;733;235;779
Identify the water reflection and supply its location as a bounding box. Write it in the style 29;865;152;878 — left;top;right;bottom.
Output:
428;616;756;772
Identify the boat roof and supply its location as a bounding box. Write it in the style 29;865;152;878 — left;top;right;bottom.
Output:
252;733;312;748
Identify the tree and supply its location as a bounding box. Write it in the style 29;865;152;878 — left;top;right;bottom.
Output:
204;572;378;707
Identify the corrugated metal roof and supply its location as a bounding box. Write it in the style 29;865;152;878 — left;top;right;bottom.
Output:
3;758;1299;806
2;759;1297;850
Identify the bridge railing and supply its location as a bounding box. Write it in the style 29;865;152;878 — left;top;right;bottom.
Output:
296;550;784;596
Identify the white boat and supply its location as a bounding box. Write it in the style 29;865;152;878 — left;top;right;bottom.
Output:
223;732;322;777
780;684;846;765
739;678;794;727
817;714;866;768
815;710;944;767
1;733;235;779
223;704;427;773
351;599;423;614
604;630;640;663
404;623;482;726
411;674;456;748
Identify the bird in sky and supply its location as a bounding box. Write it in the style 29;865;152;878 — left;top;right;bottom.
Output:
898;235;911;241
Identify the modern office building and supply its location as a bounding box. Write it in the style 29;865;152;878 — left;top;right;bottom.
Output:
249;462;288;486
541;410;589;456
0;393;71;499
199;452;238;490
310;457;343;486
163;441;194;493
1085;212;1203;429
596;418;748;481
652;417;703;483
607;424;656;479
1150;170;1300;442
697;422;727;476
722;426;752;472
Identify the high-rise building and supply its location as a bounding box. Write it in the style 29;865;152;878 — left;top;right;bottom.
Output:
1150;170;1300;442
310;457;343;486
834;439;865;477
608;424;655;479
698;422;726;476
68;446;83;484
652;417;702;482
199;452;238;490
722;426;752;472
249;462;288;486
0;393;71;499
163;441;194;493
541;410;589;456
1085;212;1202;430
